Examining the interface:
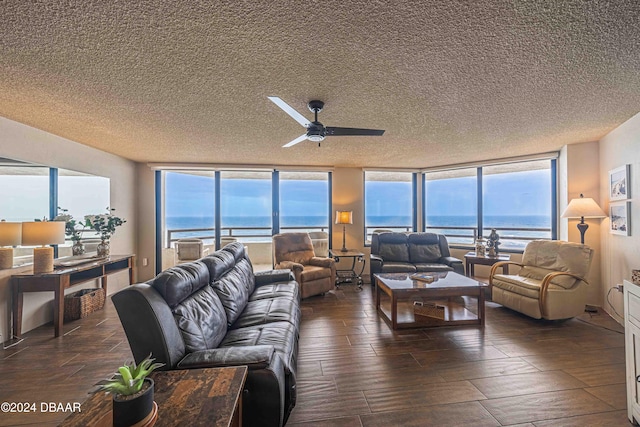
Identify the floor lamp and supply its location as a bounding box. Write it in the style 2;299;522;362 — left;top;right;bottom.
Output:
561;194;606;244
335;211;353;252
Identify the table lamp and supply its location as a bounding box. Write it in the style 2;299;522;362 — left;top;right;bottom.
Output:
21;221;66;274
0;221;22;269
335;211;353;252
561;194;606;244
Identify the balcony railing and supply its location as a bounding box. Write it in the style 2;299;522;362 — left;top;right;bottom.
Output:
166;225;329;248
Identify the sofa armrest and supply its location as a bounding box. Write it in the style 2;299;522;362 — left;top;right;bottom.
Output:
440;256;464;275
539;271;589;318
370;254;384;274
255;269;296;287
177;345;277;370
309;257;335;268
275;260;304;273
178;345;287;427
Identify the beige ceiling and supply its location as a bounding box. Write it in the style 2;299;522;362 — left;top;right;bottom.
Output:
1;1;639;169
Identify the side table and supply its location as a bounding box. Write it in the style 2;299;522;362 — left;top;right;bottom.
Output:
464;252;510;277
60;366;248;427
329;249;365;289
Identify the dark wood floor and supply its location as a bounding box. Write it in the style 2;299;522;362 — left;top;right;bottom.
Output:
0;283;631;426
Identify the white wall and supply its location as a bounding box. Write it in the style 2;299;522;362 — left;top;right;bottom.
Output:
0;117;137;339
560;141;605;306
599;111;640;324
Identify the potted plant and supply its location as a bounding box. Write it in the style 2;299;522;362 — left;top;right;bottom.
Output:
54;207;84;255
99;354;164;427
84;207;126;257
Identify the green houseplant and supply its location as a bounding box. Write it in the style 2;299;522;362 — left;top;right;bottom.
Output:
84;208;126;257
99;354;164;427
54;207;85;255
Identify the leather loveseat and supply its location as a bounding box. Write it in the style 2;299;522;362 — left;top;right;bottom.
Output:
112;242;300;427
370;232;464;275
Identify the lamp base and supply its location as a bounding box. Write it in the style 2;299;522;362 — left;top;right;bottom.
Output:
577;221;589;245
33;246;54;275
0;247;13;269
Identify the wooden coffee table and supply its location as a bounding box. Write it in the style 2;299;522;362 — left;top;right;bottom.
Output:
374;272;488;330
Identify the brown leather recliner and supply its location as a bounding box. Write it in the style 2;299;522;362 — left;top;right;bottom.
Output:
273;233;336;299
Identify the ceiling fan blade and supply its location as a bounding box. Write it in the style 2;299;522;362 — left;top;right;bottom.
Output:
326;127;385;136
283;134;308;148
268;96;311;128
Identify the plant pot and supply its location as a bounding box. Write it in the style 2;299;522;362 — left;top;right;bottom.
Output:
72;241;85;256
113;378;155;427
97;240;110;257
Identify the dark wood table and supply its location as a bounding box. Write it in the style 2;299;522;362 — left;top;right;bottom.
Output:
60;366;248;427
464;251;510;277
12;254;135;338
374;272;488;330
329;249;366;289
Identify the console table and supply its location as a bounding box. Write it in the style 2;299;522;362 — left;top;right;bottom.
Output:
60;366;247;427
11;254;135;338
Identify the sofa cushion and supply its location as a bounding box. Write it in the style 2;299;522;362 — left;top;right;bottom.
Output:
172;285;228;352
249;281;300;302
231;297;301;330
201;250;236;282
414;263;453;272
520;240;592;289
221;321;298;375
210;257;256;325
301;265;332;282
377;233;410;262
380;262;416;273
151;261;210;309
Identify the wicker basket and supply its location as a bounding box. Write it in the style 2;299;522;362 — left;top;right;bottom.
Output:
413;301;445;320
64;288;106;321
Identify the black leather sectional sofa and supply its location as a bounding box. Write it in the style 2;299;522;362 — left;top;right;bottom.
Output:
112;242;300;427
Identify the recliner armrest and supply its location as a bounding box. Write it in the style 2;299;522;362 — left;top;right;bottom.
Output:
275;261;304;273
177;345;277;370
308;257;335;268
255;269;295;287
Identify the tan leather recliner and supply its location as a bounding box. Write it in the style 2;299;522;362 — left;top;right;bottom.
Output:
273;232;336;299
489;240;594;320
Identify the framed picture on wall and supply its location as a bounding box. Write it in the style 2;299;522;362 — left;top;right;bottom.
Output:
609;164;630;201
610;201;631;236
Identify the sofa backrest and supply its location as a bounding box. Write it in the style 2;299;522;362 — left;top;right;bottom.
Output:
201;242;256;326
408;233;445;262
151;261;229;353
373;232;410;262
519;240;593;288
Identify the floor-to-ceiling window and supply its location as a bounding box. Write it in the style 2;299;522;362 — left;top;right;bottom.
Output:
424;168;478;245
364;171;414;243
279;171;329;233
423;158;556;251
482;160;553;250
220;171;273;242
158;169;331;271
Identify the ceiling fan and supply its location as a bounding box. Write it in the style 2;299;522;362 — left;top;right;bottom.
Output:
268;96;385;148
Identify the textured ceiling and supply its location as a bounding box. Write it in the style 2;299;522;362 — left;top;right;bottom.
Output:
1;1;639;169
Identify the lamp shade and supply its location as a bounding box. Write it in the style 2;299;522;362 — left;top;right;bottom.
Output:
0;222;22;246
21;221;66;246
335;211;353;225
561;194;606;219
